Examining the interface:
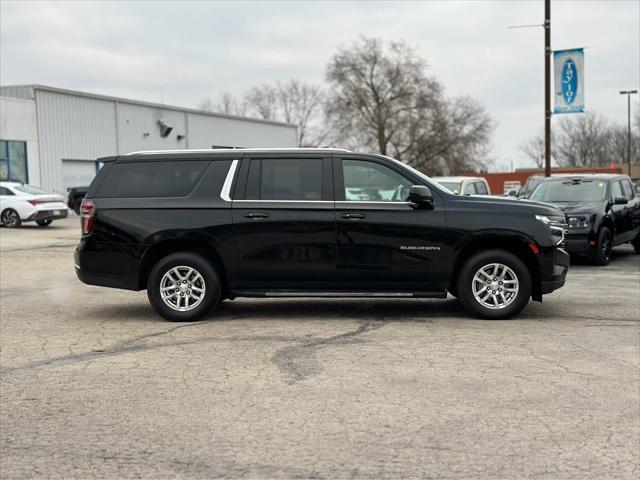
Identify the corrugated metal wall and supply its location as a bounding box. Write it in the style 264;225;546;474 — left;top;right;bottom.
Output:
187;112;297;148
116;103;188;154
0;86;35;100
36;90;117;194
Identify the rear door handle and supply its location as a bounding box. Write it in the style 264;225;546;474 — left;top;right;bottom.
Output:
341;212;366;219
244;212;270;219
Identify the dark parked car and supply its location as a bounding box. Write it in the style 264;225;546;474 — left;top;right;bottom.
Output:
75;148;569;321
67;186;89;214
529;174;640;265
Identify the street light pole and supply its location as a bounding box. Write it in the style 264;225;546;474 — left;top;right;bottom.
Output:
544;0;551;177
620;90;638;177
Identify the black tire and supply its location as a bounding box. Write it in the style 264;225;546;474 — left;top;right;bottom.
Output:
1;209;22;228
632;237;640;255
456;249;532;320
592;227;612;266
147;252;221;322
36;218;53;227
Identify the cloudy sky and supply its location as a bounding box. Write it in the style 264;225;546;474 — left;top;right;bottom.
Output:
1;0;638;170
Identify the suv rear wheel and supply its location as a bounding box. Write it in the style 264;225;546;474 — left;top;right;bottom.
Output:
456;250;532;320
147;252;221;322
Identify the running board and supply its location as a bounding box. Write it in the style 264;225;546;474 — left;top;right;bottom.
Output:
229;290;447;299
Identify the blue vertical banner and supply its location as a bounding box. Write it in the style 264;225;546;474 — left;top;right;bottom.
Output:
553;48;585;114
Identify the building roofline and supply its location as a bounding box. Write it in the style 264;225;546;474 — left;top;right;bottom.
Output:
0;84;297;130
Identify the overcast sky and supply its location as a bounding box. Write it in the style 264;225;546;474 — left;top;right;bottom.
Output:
1;0;638;170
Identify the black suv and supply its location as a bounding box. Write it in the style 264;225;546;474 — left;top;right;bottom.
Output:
75;149;569;321
529;174;640;265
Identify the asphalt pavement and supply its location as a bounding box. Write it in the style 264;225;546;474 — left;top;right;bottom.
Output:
1;217;638;479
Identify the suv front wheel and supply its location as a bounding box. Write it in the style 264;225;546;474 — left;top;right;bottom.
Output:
147;252;221;322
456;250;532;320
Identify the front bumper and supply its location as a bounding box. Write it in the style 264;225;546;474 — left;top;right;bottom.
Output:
539;247;570;295
564;232;595;255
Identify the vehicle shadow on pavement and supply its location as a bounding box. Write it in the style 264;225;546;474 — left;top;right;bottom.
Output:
82;297;475;324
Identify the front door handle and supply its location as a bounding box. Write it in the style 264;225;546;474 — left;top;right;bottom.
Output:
245;212;270;219
341;212;366;219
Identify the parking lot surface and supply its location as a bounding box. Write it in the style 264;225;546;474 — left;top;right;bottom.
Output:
1;217;639;479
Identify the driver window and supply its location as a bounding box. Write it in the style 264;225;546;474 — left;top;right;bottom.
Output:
611;181;624;199
342;160;412;202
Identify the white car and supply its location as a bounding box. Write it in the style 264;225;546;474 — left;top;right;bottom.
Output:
432;176;492;196
0;182;68;228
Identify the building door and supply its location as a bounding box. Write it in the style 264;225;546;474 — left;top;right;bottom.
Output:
62;159;99;194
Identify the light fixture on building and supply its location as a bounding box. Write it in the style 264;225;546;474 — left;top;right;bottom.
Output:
177;134;186;141
157;118;173;138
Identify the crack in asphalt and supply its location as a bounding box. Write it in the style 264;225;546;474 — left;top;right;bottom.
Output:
271;321;385;384
0;321;298;376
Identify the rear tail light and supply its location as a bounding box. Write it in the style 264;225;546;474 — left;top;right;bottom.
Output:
81;199;95;235
28;199;43;206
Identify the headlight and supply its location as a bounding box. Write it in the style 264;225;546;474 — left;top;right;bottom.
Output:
535;214;565;226
567;215;591;229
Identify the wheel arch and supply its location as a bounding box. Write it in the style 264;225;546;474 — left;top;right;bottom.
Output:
449;234;542;301
138;239;228;294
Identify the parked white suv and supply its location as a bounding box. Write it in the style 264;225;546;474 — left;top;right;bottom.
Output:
0;182;68;228
433;176;491;196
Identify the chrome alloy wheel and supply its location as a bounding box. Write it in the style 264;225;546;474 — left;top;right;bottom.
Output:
471;263;519;310
160;266;206;312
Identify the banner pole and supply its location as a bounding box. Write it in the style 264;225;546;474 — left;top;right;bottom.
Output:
544;0;551;177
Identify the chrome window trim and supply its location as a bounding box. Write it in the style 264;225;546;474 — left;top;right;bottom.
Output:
220;159;239;202
336;200;412;206
234;199;332;203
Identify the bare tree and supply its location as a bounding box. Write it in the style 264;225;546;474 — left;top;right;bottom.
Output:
520;111;639;168
276;80;329;147
325;36;492;174
199;92;247;116
555;112;611;167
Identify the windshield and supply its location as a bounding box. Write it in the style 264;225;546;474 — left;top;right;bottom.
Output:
437;182;462;194
14;184;50;195
529;180;608;203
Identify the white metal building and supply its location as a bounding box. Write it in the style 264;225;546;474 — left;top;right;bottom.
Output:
0;85;297;195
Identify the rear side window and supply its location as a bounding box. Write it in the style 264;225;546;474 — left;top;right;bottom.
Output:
0;186;14;195
95;161;208;198
245;159;322;200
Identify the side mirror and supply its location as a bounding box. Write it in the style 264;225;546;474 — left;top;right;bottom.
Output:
507;190;518;197
408;185;433;208
613;197;628;205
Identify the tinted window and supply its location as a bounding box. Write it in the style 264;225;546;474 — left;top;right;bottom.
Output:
343;160;412;201
246;159;322;200
96;161;208;198
0;186;14;196
475;182;489;195
621;180;635;200
611;181;624;199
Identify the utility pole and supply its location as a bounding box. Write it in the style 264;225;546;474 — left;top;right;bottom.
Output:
619;90;638;177
544;0;551;177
